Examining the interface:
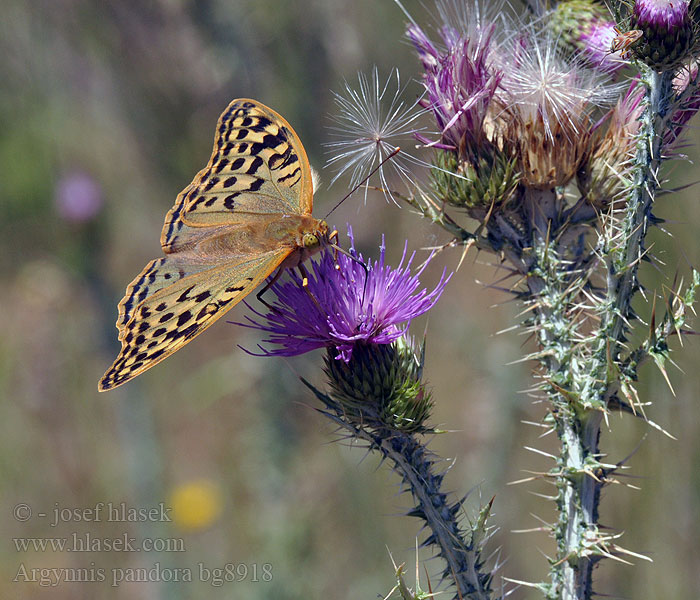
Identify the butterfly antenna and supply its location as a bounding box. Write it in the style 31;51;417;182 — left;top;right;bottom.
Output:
324;147;401;219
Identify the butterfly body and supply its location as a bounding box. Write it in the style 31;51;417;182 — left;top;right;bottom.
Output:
99;99;330;391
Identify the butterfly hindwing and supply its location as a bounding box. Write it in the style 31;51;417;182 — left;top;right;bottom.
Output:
161;99;313;253
98;248;290;391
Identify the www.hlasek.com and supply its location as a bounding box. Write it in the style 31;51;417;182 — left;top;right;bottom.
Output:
14;562;273;587
14;532;185;553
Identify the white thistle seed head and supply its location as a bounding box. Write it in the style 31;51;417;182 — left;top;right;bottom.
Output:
325;67;429;203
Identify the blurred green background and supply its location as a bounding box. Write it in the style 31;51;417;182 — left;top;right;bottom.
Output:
1;1;699;599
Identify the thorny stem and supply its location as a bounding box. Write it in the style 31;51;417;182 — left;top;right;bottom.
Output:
535;69;676;600
523;187;602;600
305;382;495;600
585;68;675;403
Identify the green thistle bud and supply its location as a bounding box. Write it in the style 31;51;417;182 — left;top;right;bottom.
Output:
431;149;519;210
323;338;433;433
550;0;611;52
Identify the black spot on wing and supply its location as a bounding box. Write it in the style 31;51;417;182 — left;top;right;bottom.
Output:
177;311;193;326
247;178;264;192
223;193;240;210
278;166;301;185
215;158;229;174
269;145;293;170
246;156;263;175
249;116;273;132
176;286;195;303
204;177;219;191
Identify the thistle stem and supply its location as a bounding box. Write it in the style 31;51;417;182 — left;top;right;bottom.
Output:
522;187;602;600
586;68;675;402
537;68;676;600
305;381;494;600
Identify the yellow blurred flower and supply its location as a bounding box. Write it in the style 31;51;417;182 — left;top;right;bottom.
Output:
169;480;223;531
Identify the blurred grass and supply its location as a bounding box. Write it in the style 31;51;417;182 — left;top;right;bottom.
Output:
0;1;698;599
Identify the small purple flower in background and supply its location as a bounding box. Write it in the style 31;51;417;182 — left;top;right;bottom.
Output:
239;227;448;362
54;170;103;223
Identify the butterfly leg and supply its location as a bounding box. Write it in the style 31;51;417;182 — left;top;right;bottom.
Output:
255;267;286;314
297;263;324;314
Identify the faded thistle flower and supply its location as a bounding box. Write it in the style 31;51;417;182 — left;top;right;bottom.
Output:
325;67;427;202
580;66;700;206
239;228;447;431
578;81;644;207
498;27;619;189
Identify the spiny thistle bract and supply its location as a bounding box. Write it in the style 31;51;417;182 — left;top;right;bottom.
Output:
324;337;433;433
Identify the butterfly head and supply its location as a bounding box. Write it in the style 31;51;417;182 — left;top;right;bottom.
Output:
301;219;331;250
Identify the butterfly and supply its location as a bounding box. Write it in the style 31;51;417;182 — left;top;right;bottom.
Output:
98;99;335;391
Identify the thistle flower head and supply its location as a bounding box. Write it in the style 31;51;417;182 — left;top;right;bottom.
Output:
580;21;627;73
635;0;690;30
578;81;644;206
629;0;695;70
407;5;502;159
239;227;449;362
550;0;625;75
325;68;427;201
324;336;434;432
498;27;619;187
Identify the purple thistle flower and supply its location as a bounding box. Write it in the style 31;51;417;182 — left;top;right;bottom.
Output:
238;228;449;362
630;0;695;70
407;19;502;156
579;20;626;74
634;0;689;31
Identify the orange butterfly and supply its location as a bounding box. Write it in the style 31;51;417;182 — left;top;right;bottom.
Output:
99;99;334;391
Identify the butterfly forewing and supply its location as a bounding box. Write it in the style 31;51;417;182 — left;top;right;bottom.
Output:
99;98;322;391
161;99;313;253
